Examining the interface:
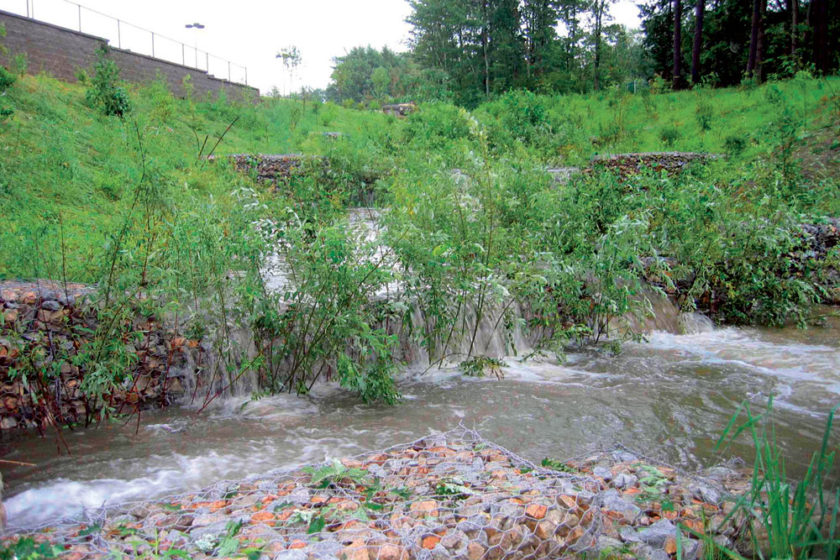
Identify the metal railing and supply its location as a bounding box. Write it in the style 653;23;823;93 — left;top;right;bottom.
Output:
1;0;248;85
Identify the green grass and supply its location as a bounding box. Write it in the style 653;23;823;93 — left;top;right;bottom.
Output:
0;69;838;407
0;74;393;281
2;72;838;281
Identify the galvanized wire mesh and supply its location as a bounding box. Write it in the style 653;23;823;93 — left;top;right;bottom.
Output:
5;427;743;559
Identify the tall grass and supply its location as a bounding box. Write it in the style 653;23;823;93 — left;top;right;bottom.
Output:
682;399;840;559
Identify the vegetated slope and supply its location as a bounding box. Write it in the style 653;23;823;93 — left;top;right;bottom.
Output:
2;75;838;281
0;74;392;281
0;70;838;417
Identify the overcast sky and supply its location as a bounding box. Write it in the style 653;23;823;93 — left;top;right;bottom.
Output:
1;0;643;94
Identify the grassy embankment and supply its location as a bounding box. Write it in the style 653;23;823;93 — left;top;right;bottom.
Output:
2;73;838;282
0;71;838;408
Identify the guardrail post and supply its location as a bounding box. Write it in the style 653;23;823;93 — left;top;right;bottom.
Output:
77;4;81;32
151;32;155;57
205;52;209;72
25;0;29;18
244;67;248;85
228;61;231;82
182;43;185;66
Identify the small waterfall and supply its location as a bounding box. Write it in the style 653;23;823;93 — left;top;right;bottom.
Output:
678;312;715;334
614;289;716;336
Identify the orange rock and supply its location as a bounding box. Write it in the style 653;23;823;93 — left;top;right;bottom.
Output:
377;543;404;560
665;536;677;555
311;495;328;504
682;519;704;533
410;500;438;516
289;540;307;549
250;511;274;523
427;446;455;456
421;534;441;549
526;503;547;519
368;453;388;465
467;541;485;560
558;494;578;509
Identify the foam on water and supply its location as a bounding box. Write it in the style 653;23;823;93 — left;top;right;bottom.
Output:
4;296;839;533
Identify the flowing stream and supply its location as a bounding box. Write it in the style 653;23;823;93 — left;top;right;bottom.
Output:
3;311;839;532
2;209;839;532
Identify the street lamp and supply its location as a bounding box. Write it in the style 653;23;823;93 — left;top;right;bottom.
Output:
185;23;205;70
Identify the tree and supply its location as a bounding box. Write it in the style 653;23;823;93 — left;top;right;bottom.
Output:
371;66;390;100
789;0;799;56
691;0;704;84
276;46;302;96
812;0;829;74
522;0;561;79
672;0;683;88
590;0;614;90
746;0;765;79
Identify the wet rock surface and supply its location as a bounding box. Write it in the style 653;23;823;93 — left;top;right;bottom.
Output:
0;281;195;432
3;429;749;559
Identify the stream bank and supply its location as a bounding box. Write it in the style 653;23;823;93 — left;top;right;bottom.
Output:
2;428;751;560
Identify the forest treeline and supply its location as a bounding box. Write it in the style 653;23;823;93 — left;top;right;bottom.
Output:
325;0;840;106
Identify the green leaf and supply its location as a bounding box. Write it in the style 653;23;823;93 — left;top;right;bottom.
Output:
307;515;326;534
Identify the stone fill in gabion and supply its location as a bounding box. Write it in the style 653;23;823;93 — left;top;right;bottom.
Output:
2;428;748;559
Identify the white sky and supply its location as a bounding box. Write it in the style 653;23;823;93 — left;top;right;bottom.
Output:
0;0;642;95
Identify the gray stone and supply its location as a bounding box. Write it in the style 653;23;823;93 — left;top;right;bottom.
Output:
287;487;311;505
189;520;228;540
613;450;638;463
231;493;260;508
601;489;641;521
273;552;306;560
638;546;671;560
593;466;613;481
441;529;468;550
680;538;702;560
638;519;676;547
41;300;62;311
308;541;342;556
619;526;642;543
613;473;638;489
690;483;721;505
597;536;625;551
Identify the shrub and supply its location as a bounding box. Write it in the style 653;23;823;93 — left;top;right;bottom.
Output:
695;101;713;131
660;124;679;147
0;67;14;92
724;134;747;155
85;46;131;117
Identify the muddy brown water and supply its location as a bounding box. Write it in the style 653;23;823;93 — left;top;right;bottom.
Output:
2;308;838;532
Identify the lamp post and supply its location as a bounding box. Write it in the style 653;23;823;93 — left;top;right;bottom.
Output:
185;22;205;70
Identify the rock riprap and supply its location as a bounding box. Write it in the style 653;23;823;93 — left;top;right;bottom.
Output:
2;428;749;559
